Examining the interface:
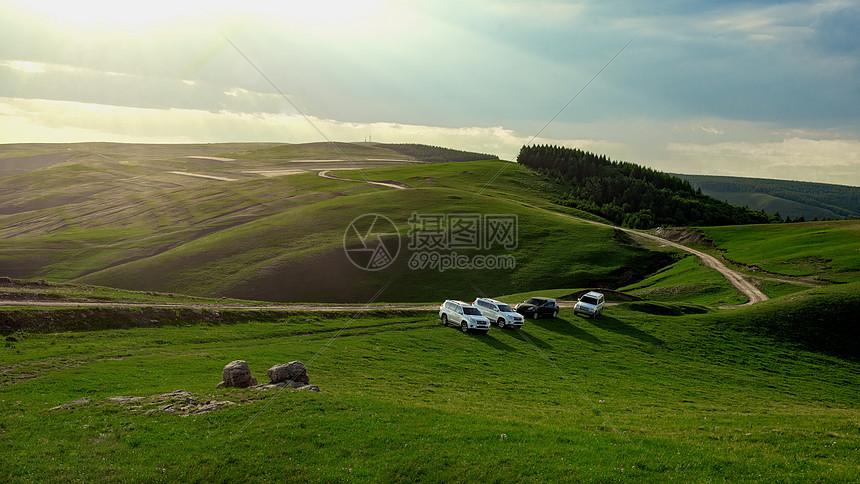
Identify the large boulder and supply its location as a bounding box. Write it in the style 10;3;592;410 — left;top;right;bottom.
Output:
267;361;310;385
216;360;258;388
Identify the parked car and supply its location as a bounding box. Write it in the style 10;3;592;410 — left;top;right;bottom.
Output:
439;300;491;333
573;291;605;318
515;297;559;319
473;297;525;329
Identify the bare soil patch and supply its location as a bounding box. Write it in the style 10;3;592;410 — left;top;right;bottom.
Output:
242;169;306;177
653;227;716;249
185;156;236;162
167;171;237;182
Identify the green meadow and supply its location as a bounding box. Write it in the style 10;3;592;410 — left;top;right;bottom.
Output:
2;283;858;482
699;221;860;283
619;255;747;307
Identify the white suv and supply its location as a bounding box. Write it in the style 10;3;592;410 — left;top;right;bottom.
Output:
573;291;605;318
473;297;524;329
439;300;491;333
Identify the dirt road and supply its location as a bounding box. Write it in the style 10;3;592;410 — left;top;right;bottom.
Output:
544;209;769;306
0;300;439;311
0;299;588;311
318;170;411;189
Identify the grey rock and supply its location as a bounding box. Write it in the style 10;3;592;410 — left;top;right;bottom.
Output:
108;396;144;403
267;361;310;384
49;397;90;410
218;360;258;388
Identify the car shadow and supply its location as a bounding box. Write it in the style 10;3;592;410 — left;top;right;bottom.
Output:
527;316;605;345
584;314;664;346
505;327;553;350
464;329;517;351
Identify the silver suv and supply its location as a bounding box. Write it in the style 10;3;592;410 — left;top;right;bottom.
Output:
439;300;491;333
573;291;605;318
473;297;524;329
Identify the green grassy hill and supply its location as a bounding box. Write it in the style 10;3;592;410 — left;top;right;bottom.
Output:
698;221;860;284
72;184;665;303
677;173;860;219
0;143;667;302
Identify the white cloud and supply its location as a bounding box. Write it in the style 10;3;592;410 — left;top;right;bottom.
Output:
1;60;45;73
666;137;860;185
691;124;724;136
3;97;859;186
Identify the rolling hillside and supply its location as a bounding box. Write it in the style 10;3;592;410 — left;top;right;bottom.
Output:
676;173;860;220
0;142;669;303
4;141;859;304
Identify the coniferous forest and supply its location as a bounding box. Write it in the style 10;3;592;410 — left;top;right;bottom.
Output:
518;145;775;228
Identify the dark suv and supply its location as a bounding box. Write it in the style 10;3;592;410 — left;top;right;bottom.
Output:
515;297;559;319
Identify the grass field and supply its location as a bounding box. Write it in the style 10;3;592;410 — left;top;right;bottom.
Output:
619;255;747;306
1;283;858;482
698;221;860;284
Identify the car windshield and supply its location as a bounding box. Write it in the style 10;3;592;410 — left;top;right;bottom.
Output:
498;304;513;312
526;298;545;305
581;296;598;305
463;307;481;315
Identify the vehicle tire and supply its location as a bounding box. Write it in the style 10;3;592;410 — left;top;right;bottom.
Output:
441;314;448;326
553;309;559;318
461;321;469;333
532;311;539;319
498;318;506;329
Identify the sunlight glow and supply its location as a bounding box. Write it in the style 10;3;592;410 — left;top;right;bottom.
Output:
8;0;382;28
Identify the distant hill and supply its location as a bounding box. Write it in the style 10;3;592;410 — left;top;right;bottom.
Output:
518;145;774;228
375;143;498;163
0;142;667;302
674;174;860;220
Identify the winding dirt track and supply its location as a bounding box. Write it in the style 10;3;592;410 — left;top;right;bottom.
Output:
0;300;586;310
317;170;411;189
548;209;769;306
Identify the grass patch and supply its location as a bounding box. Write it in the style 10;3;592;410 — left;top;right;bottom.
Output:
1;296;858;482
619;255;747;307
699;221;860;283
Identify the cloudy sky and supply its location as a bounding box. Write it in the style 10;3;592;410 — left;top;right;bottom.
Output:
2;0;859;185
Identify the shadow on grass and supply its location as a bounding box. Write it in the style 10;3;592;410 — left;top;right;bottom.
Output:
507;327;553;350
442;324;517;351
529;317;604;345
584;314;664;346
467;330;517;351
